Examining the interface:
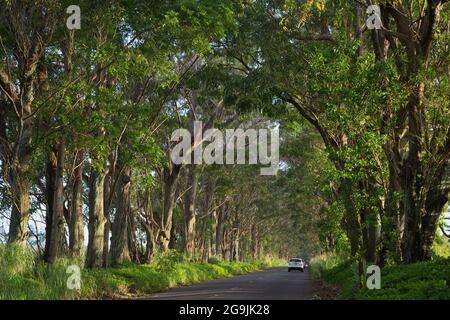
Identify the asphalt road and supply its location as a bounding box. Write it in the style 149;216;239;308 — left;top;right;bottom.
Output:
142;267;314;300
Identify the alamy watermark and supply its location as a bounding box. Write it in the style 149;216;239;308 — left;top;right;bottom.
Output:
66;265;81;290
65;4;382;31
66;5;81;30
366;4;382;30
366;265;381;289
170;121;279;175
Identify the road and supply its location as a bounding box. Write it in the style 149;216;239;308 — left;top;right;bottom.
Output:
142;267;314;300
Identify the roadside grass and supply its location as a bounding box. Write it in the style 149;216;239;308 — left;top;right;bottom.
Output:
310;254;450;300
0;245;283;300
357;258;450;300
310;254;360;299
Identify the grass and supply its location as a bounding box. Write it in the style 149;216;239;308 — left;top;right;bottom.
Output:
357;258;450;300
0;245;283;300
310;254;450;300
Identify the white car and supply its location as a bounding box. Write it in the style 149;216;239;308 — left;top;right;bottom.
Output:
288;258;304;272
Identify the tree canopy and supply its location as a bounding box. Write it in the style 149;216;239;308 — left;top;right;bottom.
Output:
0;0;448;275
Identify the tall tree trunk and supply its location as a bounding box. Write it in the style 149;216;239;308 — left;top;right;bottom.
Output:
231;211;239;261
111;166;131;265
8;167;30;245
86;169;107;268
419;164;449;260
142;224;156;263
139;189;156;263
382;147;403;263
251;223;259;259
223;229;230;260
232;232;239;261
183;165;198;259
367;213;381;263
4;4;47;246
46;141;66;263
401;85;424;263
159;164;181;252
340;179;361;257
128;205;139;263
44;156;56;261
69;150;84;257
210;208;217;257
102;170;112;267
216;204;227;257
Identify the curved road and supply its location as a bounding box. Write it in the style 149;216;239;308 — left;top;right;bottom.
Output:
143;267;314;300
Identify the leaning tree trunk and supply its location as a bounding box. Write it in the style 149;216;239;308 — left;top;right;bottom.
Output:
69;150;84;257
86;169;107;268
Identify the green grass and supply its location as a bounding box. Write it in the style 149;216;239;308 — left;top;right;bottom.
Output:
357;258;450;300
310;254;360;299
311;254;450;300
0;245;283;300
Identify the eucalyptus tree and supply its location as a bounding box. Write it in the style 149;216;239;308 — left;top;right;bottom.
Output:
106;0;238;263
365;0;450;262
224;0;449;264
0;1;62;246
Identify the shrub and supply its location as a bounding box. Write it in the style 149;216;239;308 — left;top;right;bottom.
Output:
207;256;220;264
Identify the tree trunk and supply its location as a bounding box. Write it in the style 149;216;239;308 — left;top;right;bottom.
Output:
69;151;84;257
216;204;226;257
102;169;113;267
86;170;107;268
366;213;381;264
44;156;56;261
128;206;139;263
210;208;218;257
183;165;198;259
46;141;66;263
419;166;449;260
231;211;239;261
111;166;131;265
232;231;239;261
382;146;403;263
340;179;361;257
401;86;424;263
251;223;259;259
159;164;181;253
139;189;156;263
143;224;156;263
8;167;30;246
